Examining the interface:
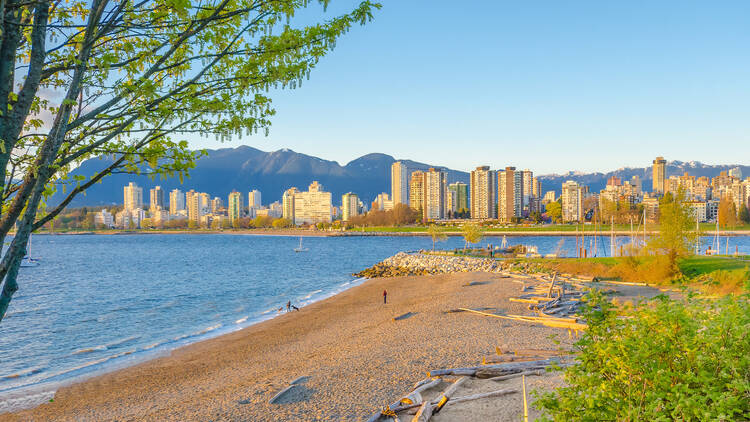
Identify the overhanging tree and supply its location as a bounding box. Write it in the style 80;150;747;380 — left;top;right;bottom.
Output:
0;0;380;322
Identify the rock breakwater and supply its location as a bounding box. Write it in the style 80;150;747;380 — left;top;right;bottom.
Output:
353;252;549;278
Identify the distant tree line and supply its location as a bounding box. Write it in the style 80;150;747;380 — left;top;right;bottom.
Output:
347;204;421;227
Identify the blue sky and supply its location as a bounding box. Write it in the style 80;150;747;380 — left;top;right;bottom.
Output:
191;1;750;174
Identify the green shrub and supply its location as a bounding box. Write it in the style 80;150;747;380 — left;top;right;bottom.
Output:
535;290;750;421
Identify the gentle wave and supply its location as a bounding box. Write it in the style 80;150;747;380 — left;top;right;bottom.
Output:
302;289;323;300
196;324;222;335
71;346;106;355
46;350;136;380
5;306;50;318
235;316;248;324
70;335;141;356
1;366;45;380
105;335;141;348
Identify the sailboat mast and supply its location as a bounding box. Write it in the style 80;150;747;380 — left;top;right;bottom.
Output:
611;216;615;257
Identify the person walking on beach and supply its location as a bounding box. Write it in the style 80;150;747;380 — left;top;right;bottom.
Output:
383;289;387;304
286;300;291;312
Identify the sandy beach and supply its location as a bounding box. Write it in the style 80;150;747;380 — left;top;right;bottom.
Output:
1;271;661;421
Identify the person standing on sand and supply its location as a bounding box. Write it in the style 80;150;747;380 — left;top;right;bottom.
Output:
286;300;291;312
383;289;387;304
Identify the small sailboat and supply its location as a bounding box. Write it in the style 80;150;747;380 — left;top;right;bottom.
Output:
294;237;308;253
20;234;39;267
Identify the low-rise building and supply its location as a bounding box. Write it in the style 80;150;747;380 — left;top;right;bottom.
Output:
94;209;114;228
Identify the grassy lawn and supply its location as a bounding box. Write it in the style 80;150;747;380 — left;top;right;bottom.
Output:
520;255;749;294
679;255;750;277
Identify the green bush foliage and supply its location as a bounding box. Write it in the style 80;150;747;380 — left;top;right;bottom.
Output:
535;290;750;421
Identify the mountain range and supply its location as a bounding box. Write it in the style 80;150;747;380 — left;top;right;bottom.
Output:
52;146;748;207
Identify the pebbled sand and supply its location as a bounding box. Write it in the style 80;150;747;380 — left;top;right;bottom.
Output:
2;272;595;421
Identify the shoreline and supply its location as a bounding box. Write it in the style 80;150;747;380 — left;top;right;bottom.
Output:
0;276;371;415
1;271;581;421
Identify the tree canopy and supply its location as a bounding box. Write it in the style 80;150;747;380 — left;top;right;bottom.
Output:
648;190;699;276
0;0;380;321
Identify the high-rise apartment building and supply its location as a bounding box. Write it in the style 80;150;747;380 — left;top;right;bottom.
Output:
248;190;261;209
423;168;447;220
198;192;210;215
282;187;299;222
447;182;469;214
169;189;185;215
521;169;533;212
391;161;409;206
211;197;223;214
123;182;143;212
228;191;243;223
409;171;425;215
342;192;360;221
561;181;583;222
652;156;667;194
187;191;203;222
631;175;642;194
185;189;196;216
149;186;164;211
530;177;542;213
543;191;556;203
291;181;332;225
470;166;497;219
498;167;522;222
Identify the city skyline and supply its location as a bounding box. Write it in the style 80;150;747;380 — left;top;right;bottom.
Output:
103;156;748;230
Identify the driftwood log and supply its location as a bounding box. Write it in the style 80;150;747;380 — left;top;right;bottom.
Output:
411;401;434;422
496;346;574;357
434;376;468;412
488;369;546;382
428;358;561;377
400;378;441;405
482;354;548;364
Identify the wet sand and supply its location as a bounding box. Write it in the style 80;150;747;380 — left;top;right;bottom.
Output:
3;272;584;421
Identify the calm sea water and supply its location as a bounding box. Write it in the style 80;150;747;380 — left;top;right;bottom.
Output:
1;233;748;403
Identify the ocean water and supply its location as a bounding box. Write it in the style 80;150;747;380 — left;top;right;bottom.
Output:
1;233;748;406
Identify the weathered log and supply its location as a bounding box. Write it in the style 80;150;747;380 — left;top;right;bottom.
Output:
412;377;432;389
496;346;574;357
547;272;558;298
488;369;546;382
365;399;403;422
429;358;561;377
476;367;530;379
447;388;518;405
482;355;548;364
427;368;476;377
506;314;578;324
400;378;441;405
434;376;468;412
411;401;434;422
269;385;296;404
